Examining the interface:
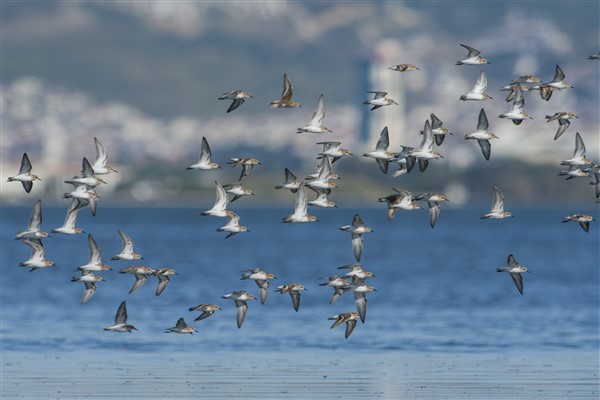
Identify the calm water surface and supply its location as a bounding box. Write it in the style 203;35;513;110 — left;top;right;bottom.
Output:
1;205;598;353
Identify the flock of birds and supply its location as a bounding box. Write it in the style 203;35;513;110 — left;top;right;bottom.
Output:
8;44;599;338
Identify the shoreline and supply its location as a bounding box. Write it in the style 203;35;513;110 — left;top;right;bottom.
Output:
2;348;598;399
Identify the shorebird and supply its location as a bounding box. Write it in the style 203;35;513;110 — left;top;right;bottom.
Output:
217;210;249;238
588;51;600;60
188;304;221;322
339;214;373;262
19;239;54;272
560;132;592;167
270;73;300;108
317;141;352;163
459;69;492;101
306;156;337;192
378;188;421;219
200;181;229;218
409;120;443;172
111;230;143;261
329;312;361;339
71;271;104;304
545;112;578;141
337;263;375;279
63;184;99;217
7;153;41;193
276;284;306;312
562;214;595;232
65;157;107;188
218;90;253;113
297;94;331;133
558;165;590;180
496;254;528;295
223;181;254;202
388;64;419;72
91;137;118;175
63;182;98;215
363;126;396;174
414;192;449;228
424;113;453;145
274;168;302;193
153;268;177;296
119;265;155;294
498;84;531;125
481;185;513;219
456;44;490;65
391;145;416;176
104;301;137;332
542;65;573;89
349;279;376;323
15;199;48;241
228;157;261;181
319;275;351;304
308;187;336;208
363;91;398;111
502;82;530;102
241;267;277;304
186;137;220;170
76;234;112;273
221;291;256;328
282;183;318;223
165;318;197;334
531;65;572;100
51;199;84;235
465;108;498;161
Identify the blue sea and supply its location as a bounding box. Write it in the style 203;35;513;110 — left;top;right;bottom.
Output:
1;204;598;354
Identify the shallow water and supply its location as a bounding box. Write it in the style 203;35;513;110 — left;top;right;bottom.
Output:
1;205;598;354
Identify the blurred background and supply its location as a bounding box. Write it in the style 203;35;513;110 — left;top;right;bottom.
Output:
1;1;599;206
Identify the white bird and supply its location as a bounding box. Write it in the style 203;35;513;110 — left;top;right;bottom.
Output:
481;185;513;219
91;137;118;175
76;234;112;272
459;69;492;101
7;153;41;193
363;91;398;111
465;108;498;161
414;192;449;228
363;126;396;174
218;90;253;113
51;199;84;235
15;199;48;241
104;301;138;332
65;157;107;188
297;94;331;133
496;254;528;295
560;132;592;167
282;183;318;223
111;230;143;261
274;168;301;193
498;84;531;125
456;44;490;65
186;137;220;170
217;210;249;238
63;184;99;216
200;181;229;217
339;214;373;262
19;238;55;272
409;120;443;171
221;291;256;328
71;271;104;304
165;318;198;334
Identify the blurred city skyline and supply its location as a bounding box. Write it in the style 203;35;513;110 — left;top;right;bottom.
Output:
1;1;598;205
